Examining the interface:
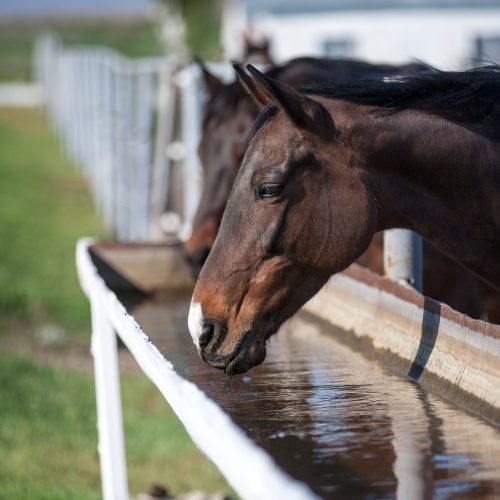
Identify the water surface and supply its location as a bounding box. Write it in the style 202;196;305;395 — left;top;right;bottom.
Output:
130;292;500;500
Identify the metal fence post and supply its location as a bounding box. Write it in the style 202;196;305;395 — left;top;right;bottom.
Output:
90;295;129;500
176;65;204;235
136;67;149;241
384;229;423;291
150;60;176;239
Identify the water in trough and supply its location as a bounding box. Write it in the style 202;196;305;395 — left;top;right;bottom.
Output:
128;291;500;499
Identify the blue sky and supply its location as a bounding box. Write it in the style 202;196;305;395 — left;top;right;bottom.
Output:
0;0;153;16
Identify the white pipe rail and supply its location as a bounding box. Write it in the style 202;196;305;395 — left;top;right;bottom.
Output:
90;294;129;500
384;229;423;291
76;238;317;500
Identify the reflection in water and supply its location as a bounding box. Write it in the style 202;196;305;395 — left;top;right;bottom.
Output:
129;294;500;500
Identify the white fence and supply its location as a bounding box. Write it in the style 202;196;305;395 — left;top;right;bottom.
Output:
33;35;238;243
34;35;171;240
34;34;422;286
77;238;317;500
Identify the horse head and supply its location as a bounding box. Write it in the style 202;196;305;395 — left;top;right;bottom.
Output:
183;58;428;277
188;65;378;374
242;29;273;66
184;61;256;276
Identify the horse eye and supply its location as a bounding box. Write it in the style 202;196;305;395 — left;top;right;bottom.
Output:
257;182;284;199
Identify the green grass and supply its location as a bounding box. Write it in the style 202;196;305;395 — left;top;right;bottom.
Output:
0;108;234;499
0;353;233;499
0;18;164;82
0;107;104;333
56;21;163;58
0;27;34;82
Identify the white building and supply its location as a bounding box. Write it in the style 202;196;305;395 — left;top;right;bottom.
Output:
222;0;500;69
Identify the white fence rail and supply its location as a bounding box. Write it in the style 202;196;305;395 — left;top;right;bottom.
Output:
77;238;317;500
0;83;43;107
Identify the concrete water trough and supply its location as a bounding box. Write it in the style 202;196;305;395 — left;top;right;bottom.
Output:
78;238;500;499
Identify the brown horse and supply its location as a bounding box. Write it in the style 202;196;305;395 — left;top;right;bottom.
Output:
241;31;274;66
187;58;499;322
185;57;426;274
188;64;500;374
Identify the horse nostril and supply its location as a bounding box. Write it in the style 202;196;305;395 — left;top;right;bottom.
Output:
199;321;214;348
199;318;225;350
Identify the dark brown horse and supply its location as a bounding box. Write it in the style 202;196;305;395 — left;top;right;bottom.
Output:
188;64;500;374
185;57;426;274
241;31;274;66
186;58;499;322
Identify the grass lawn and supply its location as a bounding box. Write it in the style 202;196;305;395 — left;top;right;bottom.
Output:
0;354;232;499
0;108;234;498
0;107;104;333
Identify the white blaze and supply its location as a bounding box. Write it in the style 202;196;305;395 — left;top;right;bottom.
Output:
188;300;204;348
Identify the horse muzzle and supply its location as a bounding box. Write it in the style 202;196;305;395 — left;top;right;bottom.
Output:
188;301;268;374
222;332;267;375
199;321;266;375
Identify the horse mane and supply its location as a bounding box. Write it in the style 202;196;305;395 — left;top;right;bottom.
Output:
264;57;427;80
298;65;500;136
201;57;400;129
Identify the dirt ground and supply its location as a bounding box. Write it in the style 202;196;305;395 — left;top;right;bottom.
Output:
0;327;140;374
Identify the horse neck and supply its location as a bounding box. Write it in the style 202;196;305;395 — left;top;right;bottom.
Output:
341;104;500;289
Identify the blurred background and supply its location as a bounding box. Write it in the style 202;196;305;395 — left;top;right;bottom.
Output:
223;0;500;67
0;1;227;499
0;0;499;499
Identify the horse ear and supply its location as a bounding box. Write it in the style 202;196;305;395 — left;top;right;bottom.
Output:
246;64;336;141
195;57;223;96
232;63;267;108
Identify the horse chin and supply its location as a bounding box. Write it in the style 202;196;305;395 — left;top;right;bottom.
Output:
224;340;267;375
199;328;268;375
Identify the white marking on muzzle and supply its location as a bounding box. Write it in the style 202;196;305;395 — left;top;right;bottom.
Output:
188;300;204;349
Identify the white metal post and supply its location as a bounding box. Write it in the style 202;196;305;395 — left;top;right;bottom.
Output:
176;65;204;233
384;229;423;292
120;69;134;240
150;60;176;239
99;56;114;233
135;69;154;241
114;63;127;240
90;295;129;500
